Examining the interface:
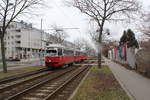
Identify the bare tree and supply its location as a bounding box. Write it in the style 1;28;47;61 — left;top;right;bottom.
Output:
74;38;97;56
89;28;112;57
71;0;141;68
89;27;110;43
139;12;150;39
83;40;96;56
74;38;85;50
0;0;43;73
50;25;68;44
89;29;99;43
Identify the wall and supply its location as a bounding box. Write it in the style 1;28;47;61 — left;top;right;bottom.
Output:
127;48;136;68
110;44;137;69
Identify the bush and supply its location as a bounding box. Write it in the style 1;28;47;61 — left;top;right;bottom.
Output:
135;49;150;77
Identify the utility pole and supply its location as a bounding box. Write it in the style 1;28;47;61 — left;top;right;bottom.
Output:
28;28;30;62
40;19;43;66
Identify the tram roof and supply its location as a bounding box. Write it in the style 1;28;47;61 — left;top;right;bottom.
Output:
47;44;86;53
47;44;65;48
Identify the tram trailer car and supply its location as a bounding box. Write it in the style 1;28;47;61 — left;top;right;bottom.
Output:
45;44;87;68
74;51;87;63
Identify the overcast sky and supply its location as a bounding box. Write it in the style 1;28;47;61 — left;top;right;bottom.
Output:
22;0;150;43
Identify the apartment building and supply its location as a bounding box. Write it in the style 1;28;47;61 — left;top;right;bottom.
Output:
1;21;50;60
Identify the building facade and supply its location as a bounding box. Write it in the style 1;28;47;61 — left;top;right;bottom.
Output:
1;21;50;60
0;21;78;60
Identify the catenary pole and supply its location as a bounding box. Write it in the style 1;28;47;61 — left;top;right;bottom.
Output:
40;19;43;66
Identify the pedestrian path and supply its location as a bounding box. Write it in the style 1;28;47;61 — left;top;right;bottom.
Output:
105;58;150;100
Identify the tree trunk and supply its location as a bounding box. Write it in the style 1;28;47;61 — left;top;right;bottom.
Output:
97;26;103;68
1;37;7;73
98;51;101;68
98;39;102;68
96;17;105;68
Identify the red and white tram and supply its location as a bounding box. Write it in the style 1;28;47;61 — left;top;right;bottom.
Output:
45;44;87;68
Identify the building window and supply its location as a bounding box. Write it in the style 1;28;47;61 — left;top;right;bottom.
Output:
16;35;21;38
16;29;21;32
16;41;21;44
8;25;10;29
11;25;14;28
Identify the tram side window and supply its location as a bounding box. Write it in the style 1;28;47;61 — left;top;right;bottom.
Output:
63;49;67;56
80;52;84;56
58;48;63;56
76;51;80;56
83;53;87;56
75;51;86;56
69;50;74;56
64;49;74;56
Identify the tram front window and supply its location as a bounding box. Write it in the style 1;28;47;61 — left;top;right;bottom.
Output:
46;50;57;56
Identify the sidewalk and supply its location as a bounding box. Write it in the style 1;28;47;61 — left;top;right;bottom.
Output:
105;58;150;100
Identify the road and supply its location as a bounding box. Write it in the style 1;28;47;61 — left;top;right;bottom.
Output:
0;60;44;72
105;58;150;100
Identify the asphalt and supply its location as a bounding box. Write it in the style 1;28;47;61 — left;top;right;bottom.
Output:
105;58;150;100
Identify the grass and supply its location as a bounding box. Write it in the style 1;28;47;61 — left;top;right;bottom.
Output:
71;65;130;100
0;66;45;79
0;64;3;68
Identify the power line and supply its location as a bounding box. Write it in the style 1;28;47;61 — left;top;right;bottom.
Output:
51;1;83;35
43;28;79;31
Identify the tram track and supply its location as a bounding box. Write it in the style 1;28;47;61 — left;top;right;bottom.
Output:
0;58;95;100
0;70;53;92
0;66;77;100
0;68;48;84
44;65;91;100
82;59;98;64
5;65;91;100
